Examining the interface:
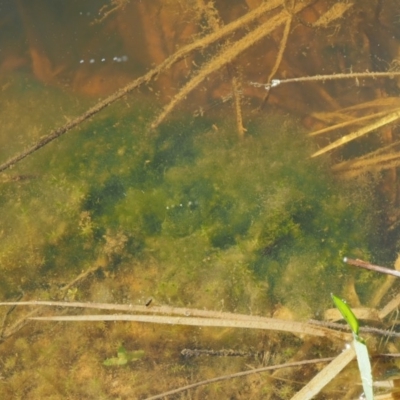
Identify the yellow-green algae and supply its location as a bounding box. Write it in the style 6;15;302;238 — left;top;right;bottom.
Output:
0;74;389;398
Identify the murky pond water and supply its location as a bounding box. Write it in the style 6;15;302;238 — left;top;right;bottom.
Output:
0;1;400;399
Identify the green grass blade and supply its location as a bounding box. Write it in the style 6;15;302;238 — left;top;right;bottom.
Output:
331;293;359;335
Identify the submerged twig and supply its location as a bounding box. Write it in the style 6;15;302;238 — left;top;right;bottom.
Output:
252;71;400;91
291;347;355;400
150;11;289;129
150;0;313;129
259;12;292;108
144;357;335;400
308;319;400;338
231;74;246;138
344;257;400;278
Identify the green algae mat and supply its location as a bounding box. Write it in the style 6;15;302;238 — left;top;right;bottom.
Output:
0;75;388;398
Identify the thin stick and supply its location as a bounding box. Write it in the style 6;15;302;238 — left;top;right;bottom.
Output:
259;12;292;107
267;13;292;83
308;319;400;338
144;357;335;400
232;74;246;138
0;73;154;173
251;71;400;90
344;257;400;278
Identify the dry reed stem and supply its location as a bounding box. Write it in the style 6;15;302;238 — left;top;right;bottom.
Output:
0;262;104;339
0;0;283;173
333;151;400;173
339;159;400;178
0;300;350;339
332;138;400;173
312;2;353;28
311;109;400;157
379;291;400;320
309;110;395;137
290;346;355;400
144;357;335;400
334;97;400;112
25;311;351;340
311;111;356;124
0;300;295;321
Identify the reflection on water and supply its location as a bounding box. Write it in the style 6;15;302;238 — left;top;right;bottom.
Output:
0;0;399;398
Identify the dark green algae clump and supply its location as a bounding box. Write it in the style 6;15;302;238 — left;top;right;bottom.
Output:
0;103;384;316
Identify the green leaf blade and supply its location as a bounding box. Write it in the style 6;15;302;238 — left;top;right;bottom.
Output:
331;293;359;335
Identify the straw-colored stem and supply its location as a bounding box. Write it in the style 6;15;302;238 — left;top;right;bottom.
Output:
144;357;335;400
29;313;351;340
291;346;355;400
311;110;400;157
309;109;396;137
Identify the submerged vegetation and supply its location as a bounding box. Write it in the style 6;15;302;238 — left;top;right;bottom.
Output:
0;80;390;397
0;83;384;313
1;0;400;398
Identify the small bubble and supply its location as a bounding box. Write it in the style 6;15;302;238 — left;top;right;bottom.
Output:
89;58;95;64
121;55;128;62
79;59;84;64
101;58;106;62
